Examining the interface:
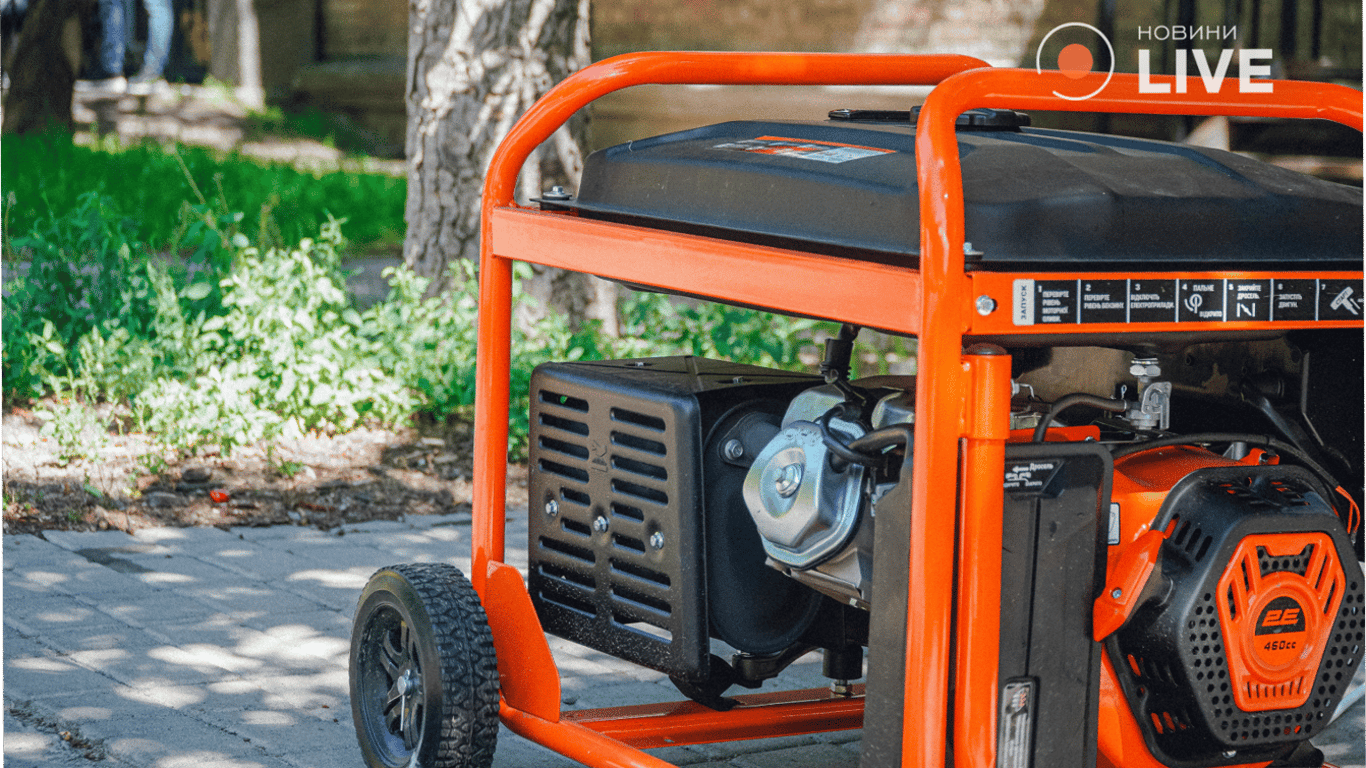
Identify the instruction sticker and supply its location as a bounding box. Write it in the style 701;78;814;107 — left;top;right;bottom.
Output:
711;136;893;164
1010;278;1356;326
1004;460;1060;494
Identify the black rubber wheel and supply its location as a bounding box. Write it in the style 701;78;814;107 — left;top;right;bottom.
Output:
350;563;499;768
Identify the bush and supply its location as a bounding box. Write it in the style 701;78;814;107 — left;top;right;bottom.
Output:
3;191;834;460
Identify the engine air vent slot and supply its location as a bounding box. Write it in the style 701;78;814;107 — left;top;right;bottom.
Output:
612;478;668;505
539;435;588;460
540;412;590;436
611;557;671;587
612;455;668;480
612;431;667;456
540;458;589;483
611;407;667;432
560;487;591;507
538;588;597;618
537;562;595;590
540;389;589;412
612;533;647;554
610;502;644;521
561;518;592;538
538;536;595;565
612;585;672;616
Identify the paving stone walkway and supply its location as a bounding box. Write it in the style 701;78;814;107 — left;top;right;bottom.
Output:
4;510;1362;767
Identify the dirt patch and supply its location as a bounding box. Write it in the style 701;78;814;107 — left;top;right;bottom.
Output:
2;405;528;536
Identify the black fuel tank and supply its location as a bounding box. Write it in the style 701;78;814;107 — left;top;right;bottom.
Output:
568;115;1362;270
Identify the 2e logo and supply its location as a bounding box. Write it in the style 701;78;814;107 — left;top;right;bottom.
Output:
1255;596;1306;635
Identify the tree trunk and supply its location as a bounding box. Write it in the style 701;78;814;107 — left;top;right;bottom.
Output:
405;0;616;334
2;0;86;135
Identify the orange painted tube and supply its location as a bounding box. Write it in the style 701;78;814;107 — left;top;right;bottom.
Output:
473;52;991;593
501;702;679;768
955;348;1012;768
914;67;1362;768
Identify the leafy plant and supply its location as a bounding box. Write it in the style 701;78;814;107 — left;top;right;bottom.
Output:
32;398;108;465
1;188;868;465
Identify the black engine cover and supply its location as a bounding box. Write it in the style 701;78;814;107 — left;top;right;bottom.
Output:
1108;465;1364;767
568;118;1361;270
526;357;821;681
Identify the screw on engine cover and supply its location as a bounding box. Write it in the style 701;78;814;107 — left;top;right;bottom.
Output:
545;499;559;517
723;439;745;461
1111;588;1123;600
975;295;997;316
593;516;609;533
543;185;572;201
650;532;665;550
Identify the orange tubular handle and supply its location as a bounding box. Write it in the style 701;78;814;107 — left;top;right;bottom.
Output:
916;68;1363;768
472;50;990;594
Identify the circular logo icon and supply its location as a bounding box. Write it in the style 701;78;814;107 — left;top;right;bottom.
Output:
1035;23;1115;101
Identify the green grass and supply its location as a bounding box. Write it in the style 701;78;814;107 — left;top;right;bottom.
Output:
2;133;406;253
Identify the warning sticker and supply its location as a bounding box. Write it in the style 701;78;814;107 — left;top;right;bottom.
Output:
711;136;893;164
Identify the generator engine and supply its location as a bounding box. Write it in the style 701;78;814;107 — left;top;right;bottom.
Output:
523;107;1362;767
526;335;1362;764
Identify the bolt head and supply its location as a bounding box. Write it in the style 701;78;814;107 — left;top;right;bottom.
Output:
774;463;803;498
723;439;745;461
1111;588;1123;600
592;516;609;533
975;295;997;316
545;499;559;517
649;531;665;550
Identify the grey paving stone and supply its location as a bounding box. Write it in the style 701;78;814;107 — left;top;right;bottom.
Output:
336;518;413;534
196;704;357;759
2;701;110;768
61;645;250;689
2;590;124;632
185;581;332;616
733;742;860;768
90;588;226;625
3;534;92;569
40;528;140;552
567;680;692;711
233;669;351;713
35;623;168;655
401;511;471;529
491;724;588;768
3;642;119;700
130;525;241;551
644;745;716;765
116;553;249;586
689;733;821;760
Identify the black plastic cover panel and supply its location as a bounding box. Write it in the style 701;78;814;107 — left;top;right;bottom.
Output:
998;442;1111;768
569;120;1362;270
526;357;819;681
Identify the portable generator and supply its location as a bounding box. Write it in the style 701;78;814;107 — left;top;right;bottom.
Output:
348;53;1364;768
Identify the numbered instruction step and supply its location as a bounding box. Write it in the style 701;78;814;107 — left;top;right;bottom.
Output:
1011;278;1363;326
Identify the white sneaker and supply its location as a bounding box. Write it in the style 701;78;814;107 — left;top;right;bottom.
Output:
75;76;128;94
127;76;169;96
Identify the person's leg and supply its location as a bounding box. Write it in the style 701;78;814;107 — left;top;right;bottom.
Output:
134;0;171;78
95;0;125;79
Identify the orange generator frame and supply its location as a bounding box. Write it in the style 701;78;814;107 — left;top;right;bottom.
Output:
453;53;1362;768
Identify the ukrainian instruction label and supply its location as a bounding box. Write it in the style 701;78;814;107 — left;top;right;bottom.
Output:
1011;278;1364;326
